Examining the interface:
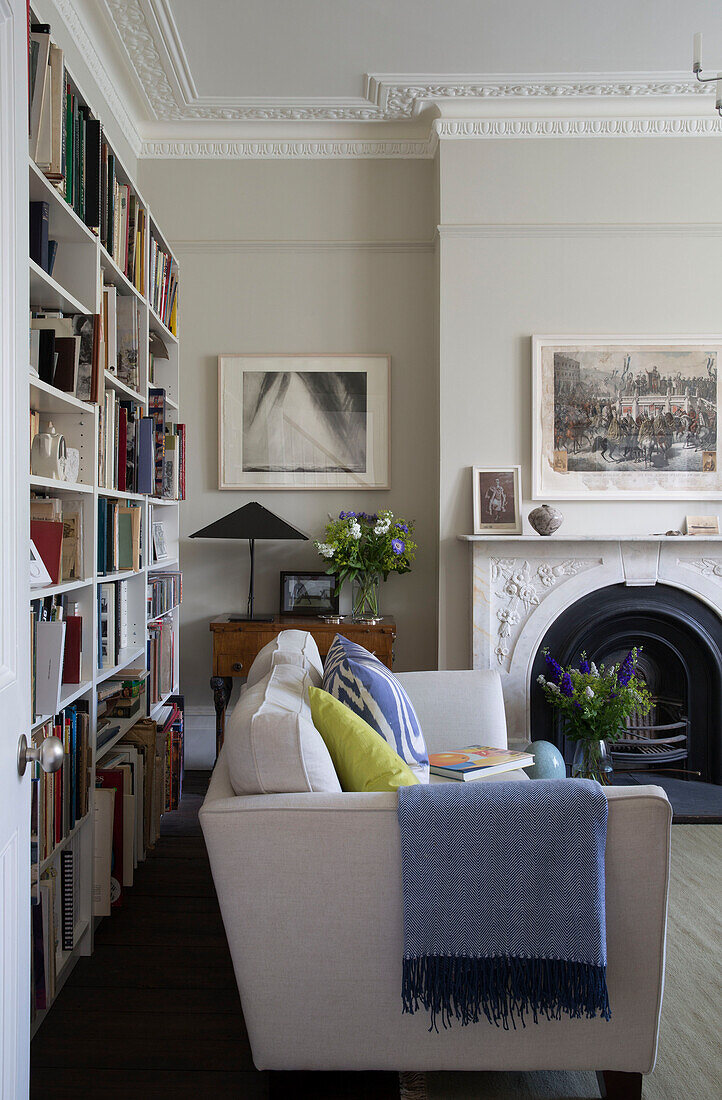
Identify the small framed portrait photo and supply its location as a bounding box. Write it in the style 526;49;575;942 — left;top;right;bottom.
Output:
280;571;339;617
472;466;522;535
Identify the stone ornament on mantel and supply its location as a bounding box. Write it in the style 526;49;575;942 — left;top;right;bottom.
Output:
462;534;722;743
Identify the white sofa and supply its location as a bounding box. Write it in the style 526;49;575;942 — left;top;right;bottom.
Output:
200;651;671;1093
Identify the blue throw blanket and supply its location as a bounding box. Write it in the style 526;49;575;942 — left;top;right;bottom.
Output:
398;778;610;1030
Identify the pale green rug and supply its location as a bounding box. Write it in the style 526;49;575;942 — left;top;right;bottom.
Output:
419;826;722;1100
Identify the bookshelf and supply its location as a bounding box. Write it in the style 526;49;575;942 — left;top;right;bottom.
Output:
27;17;183;1035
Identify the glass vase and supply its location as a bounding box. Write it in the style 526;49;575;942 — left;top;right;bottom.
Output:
571;739;613;785
351;572;381;622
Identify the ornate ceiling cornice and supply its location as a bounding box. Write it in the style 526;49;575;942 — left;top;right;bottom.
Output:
47;0;722;158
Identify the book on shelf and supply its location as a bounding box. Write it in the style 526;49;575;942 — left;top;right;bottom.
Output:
102;285;117;375
97;577;135;670
94;766;125;906
149;235;178;335
30;498;84;583
147;572;182;619
30;517;63;584
92;786;115;917
29;200;49;271
32;705;91;861
148;389;186;500
147;618;175;704
97;498;141;573
60;848;75;951
116;294;140;388
428;746;535;781
29;24;52;164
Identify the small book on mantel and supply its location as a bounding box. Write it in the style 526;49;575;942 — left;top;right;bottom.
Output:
428;746;534;781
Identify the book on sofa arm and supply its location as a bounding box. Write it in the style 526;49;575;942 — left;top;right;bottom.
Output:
428;746;534;781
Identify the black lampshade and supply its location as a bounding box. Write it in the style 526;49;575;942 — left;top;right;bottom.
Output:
189;503;308;621
189;502;308;542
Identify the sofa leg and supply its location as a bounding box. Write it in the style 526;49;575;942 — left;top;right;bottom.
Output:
596;1070;643;1099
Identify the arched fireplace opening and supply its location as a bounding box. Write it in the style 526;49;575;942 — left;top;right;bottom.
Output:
529;584;722;785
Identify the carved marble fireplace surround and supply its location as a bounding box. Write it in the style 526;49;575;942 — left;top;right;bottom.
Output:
461;535;722;750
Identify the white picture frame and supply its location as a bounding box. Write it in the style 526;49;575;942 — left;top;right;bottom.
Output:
472;466;522;535
218;354;390;490
152;521;168;562
532;335;722;500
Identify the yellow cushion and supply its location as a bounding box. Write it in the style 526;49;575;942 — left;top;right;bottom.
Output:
308;686;420;793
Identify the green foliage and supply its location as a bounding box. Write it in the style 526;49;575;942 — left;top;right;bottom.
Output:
314;509;417;593
538;648;652;743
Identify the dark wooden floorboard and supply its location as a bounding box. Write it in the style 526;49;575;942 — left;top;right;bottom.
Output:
30;770;398;1099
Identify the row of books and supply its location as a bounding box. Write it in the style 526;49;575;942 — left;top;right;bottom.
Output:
156;699;185;813
29;24;146;294
97;673;147;750
149;236;178;335
30;310;102;404
147;572;182;620
32;855;76;1014
98;393;153;493
30;502;83;585
102;286;141;390
98;580;130;671
97;498;142;575
149;388;186;499
94;701;184;911
30;201;57;276
147;618;175;704
30;595;83;720
31;706;91;862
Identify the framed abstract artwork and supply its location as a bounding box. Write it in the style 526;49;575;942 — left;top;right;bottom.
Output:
472;466;522;534
218;354;390;490
532;335;722;499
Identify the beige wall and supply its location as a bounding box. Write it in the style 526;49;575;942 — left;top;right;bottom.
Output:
139;160;439;729
438;137;722;669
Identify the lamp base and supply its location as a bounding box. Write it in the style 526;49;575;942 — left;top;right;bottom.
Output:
228;613;275;623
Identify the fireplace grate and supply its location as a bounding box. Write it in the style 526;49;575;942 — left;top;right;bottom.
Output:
611;697;689;767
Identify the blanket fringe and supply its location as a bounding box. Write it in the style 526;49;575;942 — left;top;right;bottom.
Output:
402;954;611;1032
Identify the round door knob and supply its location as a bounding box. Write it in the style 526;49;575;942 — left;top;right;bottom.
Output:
232;662;243;672
17;734;64;777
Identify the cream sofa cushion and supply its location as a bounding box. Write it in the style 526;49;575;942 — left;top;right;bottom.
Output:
226;663;341;795
245;629;323;689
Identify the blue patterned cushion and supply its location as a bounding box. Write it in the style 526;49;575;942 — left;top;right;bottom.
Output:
323;635;429;781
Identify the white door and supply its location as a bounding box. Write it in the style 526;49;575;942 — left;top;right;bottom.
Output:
0;0;30;1095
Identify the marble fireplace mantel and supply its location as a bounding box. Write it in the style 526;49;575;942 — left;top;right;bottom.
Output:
459;534;722;744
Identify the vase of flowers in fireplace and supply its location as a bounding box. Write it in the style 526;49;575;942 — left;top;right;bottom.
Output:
315;509;416;623
537;648;652;784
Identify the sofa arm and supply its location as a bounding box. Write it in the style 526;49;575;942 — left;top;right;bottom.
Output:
394;669;508;753
200;760;671;1074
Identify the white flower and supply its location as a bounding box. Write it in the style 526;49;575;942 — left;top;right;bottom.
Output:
537;674;547;685
590;662;599;676
317;542;335;559
585;686;595;699
547;682;560;694
349;522;361;539
374;521;390;535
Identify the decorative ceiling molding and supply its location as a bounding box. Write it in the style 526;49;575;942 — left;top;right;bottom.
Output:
432;115;722;141
140;137;434;159
49;0;722;158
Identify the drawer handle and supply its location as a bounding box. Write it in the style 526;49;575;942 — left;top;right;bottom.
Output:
232;662;244;672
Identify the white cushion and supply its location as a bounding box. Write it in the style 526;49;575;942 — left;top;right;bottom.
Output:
245;629;323;690
226;663;341;795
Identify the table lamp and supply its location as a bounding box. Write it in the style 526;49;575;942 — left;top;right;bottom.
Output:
190;502;308;621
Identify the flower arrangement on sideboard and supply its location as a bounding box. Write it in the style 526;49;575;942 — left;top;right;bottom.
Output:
315;509;416;621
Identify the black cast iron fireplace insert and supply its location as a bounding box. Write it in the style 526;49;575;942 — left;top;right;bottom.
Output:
529;583;722;786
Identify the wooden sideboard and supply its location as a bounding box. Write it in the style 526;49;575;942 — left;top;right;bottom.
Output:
209;615;396;756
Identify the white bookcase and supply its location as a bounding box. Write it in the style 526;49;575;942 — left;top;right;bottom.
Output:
27;47;181;1034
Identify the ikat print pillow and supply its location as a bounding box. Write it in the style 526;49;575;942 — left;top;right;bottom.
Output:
322;634;429;782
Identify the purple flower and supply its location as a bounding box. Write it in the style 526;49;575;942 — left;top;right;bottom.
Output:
560;672;574;697
573;701;583;711
617;650;636;687
391;538;405;555
339;511;346;519
395;522;408;533
579;658;590;675
545;652;563;684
